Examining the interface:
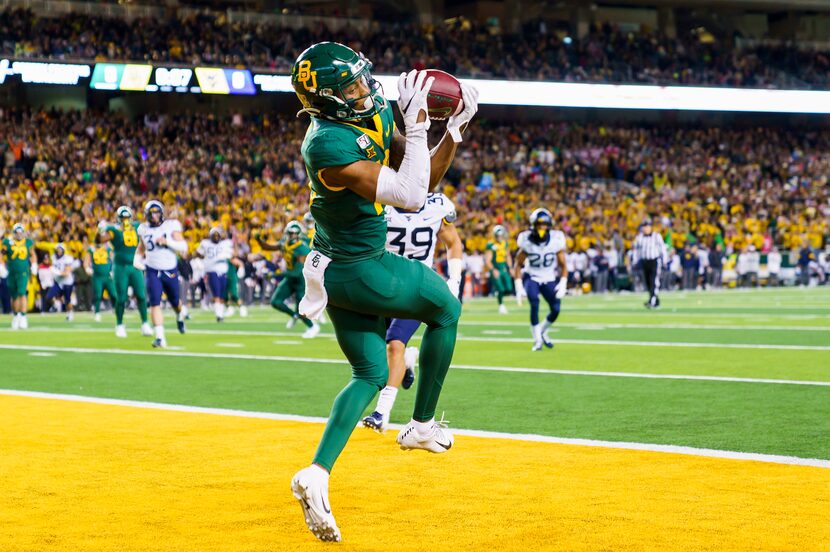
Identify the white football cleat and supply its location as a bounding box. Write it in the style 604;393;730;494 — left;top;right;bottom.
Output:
397;418;454;453
140;322;153;337
532;339;544;351
498;304;508;315
302;321;320;339
239;305;248;317
291;466;340;543
10;315;19;330
19;315;28;329
225;306;235;318
94;313;102;322
66;311;74;322
286;315;298;329
115;324;128;338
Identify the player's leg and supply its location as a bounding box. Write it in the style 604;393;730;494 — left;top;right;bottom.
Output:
103;277;117;315
207;272;226;321
62;284;74;321
494;269;508;313
159;269;186;334
225;264;239;316
9;272;28;329
92;276;104;316
128;266;150;325
113;264;129;331
270;278;298;323
145;269;167;347
538;281;560;348
325;252;460;450
524;276;544;351
363;319;420;431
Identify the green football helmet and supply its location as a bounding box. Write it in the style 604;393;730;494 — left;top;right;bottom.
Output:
291;41;387;122
117;205;133;220
285;221;304;244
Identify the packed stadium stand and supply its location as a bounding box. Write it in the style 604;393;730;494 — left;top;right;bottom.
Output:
2;7;830;87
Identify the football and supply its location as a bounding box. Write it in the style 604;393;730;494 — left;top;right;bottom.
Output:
424;69;464;120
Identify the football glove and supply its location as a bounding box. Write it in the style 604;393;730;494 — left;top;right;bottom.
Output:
447;82;480;143
0;263;8;279
514;278;526;297
133;254;146;271
397;70;434;131
97;220;109;234
555;276;568;299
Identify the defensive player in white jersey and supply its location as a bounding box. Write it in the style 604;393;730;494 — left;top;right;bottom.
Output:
362;192;464;432
514;208;568;351
196;226;233;322
136;200;189;348
46;243;78;321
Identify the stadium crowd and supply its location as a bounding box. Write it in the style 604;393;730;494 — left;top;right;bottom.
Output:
2;107;829;312
2;7;830;88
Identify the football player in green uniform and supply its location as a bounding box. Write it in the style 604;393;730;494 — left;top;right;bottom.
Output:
2;224;36;329
485;224;514;314
287;42;478;542
84;242;117;322
97;206;152;338
257;221;319;337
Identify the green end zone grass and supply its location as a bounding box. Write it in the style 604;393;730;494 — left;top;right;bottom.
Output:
1;287;828;459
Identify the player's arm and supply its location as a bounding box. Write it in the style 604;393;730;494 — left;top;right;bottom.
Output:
134;231;146;270
484;246;494;274
83;251;92;274
438;221;464;295
513;250;527;280
555;250;568;299
155;229;188;256
318;71;433;211
97;222;113;243
255;234;282;252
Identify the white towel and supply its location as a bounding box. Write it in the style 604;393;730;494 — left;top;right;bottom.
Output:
299;249;332;320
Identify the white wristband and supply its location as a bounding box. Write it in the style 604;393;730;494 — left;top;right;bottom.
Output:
447;258;464;281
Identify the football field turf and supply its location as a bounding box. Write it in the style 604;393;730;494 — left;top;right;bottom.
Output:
2;287;829;550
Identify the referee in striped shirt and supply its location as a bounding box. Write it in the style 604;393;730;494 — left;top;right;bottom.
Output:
633;219;667;309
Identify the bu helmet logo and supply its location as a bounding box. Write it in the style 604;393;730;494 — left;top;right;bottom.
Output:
311;253;321;268
297;60;318;92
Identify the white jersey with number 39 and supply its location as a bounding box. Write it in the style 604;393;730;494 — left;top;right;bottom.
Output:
138;219;183;271
517;229;567;283
384;193;456;268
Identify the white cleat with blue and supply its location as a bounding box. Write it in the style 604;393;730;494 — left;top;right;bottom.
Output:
291;465;340;542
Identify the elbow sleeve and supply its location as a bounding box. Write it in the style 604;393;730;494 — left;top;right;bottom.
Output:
374;125;430;210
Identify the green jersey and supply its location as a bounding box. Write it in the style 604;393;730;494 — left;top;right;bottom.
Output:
2;237;34;272
283;241;311;277
89;245;113;277
106;222;140;265
486;240;509;269
302;104;395;262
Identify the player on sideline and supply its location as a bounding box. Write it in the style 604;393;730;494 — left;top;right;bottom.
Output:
513;208;568;351
485;225;514;314
362;192;464;432
2;224;36;329
288;42;478;542
84;241;116;322
196;226;232;322
258;221;320;338
136;200;188;348
98;206;152;338
45;243;78;321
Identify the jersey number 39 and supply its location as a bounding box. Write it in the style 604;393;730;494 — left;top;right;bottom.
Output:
388;227;434;261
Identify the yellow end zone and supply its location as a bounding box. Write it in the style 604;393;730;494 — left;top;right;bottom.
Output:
2;395;828;551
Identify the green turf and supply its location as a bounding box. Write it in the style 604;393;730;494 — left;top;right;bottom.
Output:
1;287;829;460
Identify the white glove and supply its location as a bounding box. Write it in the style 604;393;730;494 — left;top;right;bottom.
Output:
133;254;146;271
446;278;461;298
97;220;109;234
447;82;479;143
84;266;93;276
514;277;526;297
31;262;38;274
397;70;434;131
0;263;8;279
555;276;568;299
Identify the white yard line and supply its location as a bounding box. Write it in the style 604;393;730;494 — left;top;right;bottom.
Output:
1;344;828;387
1;326;827;350
2;389;828;469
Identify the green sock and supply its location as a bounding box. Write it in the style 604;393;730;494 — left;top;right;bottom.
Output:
115;301;125;324
137;298;148;323
312;379;378;471
412;319;459;421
